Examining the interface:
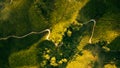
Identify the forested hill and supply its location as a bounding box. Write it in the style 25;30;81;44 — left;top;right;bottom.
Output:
0;0;120;68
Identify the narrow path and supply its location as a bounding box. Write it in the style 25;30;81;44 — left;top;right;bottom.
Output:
0;29;50;40
84;19;96;44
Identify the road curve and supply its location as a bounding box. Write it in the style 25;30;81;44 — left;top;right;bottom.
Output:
0;29;50;40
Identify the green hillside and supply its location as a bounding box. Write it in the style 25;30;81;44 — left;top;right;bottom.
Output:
0;0;120;68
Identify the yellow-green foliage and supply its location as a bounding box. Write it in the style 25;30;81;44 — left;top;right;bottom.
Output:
77;36;90;50
49;0;89;45
50;0;88;22
104;63;117;68
49;21;69;45
67;50;96;68
67;30;72;37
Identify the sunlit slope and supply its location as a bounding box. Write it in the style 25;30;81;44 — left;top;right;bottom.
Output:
0;0;88;38
0;0;89;68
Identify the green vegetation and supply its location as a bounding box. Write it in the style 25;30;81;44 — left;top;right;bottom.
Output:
0;0;120;68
